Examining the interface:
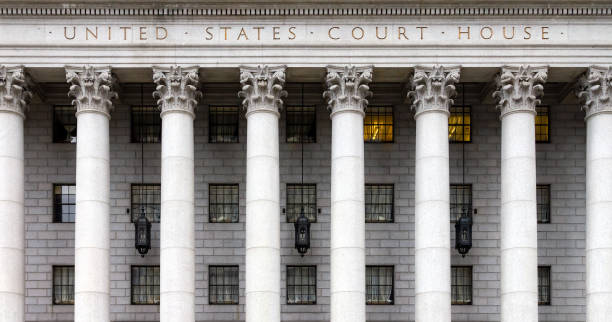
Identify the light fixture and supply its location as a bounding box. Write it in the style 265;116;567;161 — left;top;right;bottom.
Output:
455;83;473;257
294;83;311;256
134;83;151;257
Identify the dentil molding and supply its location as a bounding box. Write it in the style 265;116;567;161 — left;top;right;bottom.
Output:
494;65;548;118
65;65;117;118
408;65;461;118
152;65;202;118
324;65;373;117
578;65;612;120
0;65;32;118
238;65;287;117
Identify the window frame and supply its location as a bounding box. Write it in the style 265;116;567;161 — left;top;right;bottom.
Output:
285;105;317;143
52;105;77;144
364;105;394;143
208;265;240;305
365;265;395;305
208;184;240;223
286;265;317;305
451;265;473;305
130;265;160;305
286;183;317;223
365;184;395;223
450;184;473;223
130;105;162;143
536;105;551;143
52;265;74;305
208;105;240;143
53;183;76;223
537;184;551;224
449;105;472;143
538;266;552;306
130;183;161;223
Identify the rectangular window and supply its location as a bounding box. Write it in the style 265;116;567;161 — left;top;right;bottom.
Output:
449;105;471;142
209;184;239;223
366;266;394;305
536;105;550;142
451;266;472;305
53;266;74;305
450;184;472;222
365;184;394;223
538;266;551;305
286;266;317;305
364;106;393;143
286;184;317;223
53;184;76;223
131;266;160;305
209;265;239;304
53;105;77;143
131;105;161;143
537;185;551;223
131;184;161;223
286;105;316;143
209;106;239;143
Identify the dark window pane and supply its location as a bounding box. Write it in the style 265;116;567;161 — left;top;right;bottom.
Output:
286;105;316;143
536;105;550;142
287;266;316;304
131;266;160;305
53;184;76;223
450;184;472;222
131;184;161;223
286;184;317;223
364;106;393;142
537;185;551;223
365;184;394;223
209;266;239;304
53;105;77;144
451;266;472;305
53;266;74;305
132;105;161;143
209;106;239;143
209;184;239;223
538;266;551;305
366;266;394;305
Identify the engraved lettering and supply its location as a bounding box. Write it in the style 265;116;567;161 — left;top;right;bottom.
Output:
108;26;112;40
288;27;297;40
376;26;388;40
139;26;147;40
480;26;493;39
398;27;408;40
220;26;231;40
352;26;364;40
86;27;98;40
120;26;131;40
416;26;428;40
503;26;515;39
156;26;167;40
273;26;280;40
64;26;76;40
458;26;471;39
237;27;249;40
205;27;213;40
253;26;264;40
328;26;340;40
524;26;532;39
541;26;549;40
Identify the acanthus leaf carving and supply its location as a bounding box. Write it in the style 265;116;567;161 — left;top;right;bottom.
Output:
577;65;612;120
407;65;460;117
238;65;287;116
0;65;32;118
152;65;202;118
65;65;117;118
493;65;548;118
323;65;373;116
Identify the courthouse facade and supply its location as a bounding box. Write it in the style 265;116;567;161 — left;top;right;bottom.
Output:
1;1;612;322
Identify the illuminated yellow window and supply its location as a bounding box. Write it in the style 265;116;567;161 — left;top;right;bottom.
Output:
364;106;393;143
449;106;471;142
536;106;549;142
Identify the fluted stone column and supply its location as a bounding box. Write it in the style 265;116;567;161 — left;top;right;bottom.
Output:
0;66;31;322
323;65;372;322
408;65;460;322
578;65;612;322
239;65;287;322
494;65;547;322
66;66;117;322
153;66;201;322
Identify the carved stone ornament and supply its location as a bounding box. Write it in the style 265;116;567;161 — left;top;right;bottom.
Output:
493;65;548;118
152;65;202;118
238;65;287;116
577;65;612;120
323;65;373;117
407;65;461;117
65;65;117;118
0;65;32;118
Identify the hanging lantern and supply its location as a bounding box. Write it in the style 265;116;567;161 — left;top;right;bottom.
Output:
294;208;311;256
455;207;472;257
134;207;151;257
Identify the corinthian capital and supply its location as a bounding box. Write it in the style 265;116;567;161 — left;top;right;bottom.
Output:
238;65;287;116
65;65;117;118
494;65;548;118
408;65;460;117
323;65;373;116
152;65;202;118
0;65;32;118
577;65;612;120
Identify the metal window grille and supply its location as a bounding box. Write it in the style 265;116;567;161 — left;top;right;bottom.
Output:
536;105;550;142
450;184;472;222
538;266;551;305
209;184;239;223
209;265;239;304
53;266;74;305
451;266;472;305
366;266;394;305
53;184;76;223
53;105;77;143
131;184;161;223
286;266;317;304
449;105;471;142
537;185;551;223
364;106;393;143
131;266;160;305
286;184;317;223
365;184;394;223
131;105;161;143
209;106;239;143
286;105;316;143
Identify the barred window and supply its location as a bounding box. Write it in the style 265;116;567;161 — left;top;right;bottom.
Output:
286;105;316;143
209;106;239;143
364;106;393;143
449;105;471;142
366;266;394;305
209;184;239;223
209;266;239;304
131;105;161;143
365;184;394;223
286;266;316;305
536;105;550;142
450;184;472;222
131;266;160;305
53;105;77;143
286;184;317;223
131;184;161;223
53;266;74;305
451;266;472;305
538;266;551;305
53;184;76;223
537;185;551;223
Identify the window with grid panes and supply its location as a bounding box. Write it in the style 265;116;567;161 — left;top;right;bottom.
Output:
451;266;472;305
365;184;394;223
450;184;472;222
53;266;74;305
538;266;551;305
286;184;317;223
286;266;316;304
131;105;161;143
286;105;316;143
536;105;550;142
53;184;76;223
449;105;471;142
366;266;394;304
537;185;551;223
131;184;161;223
53;105;77;143
209;184;239;223
131;266;160;305
209;266;239;304
209;106;239;143
364;106;393;142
